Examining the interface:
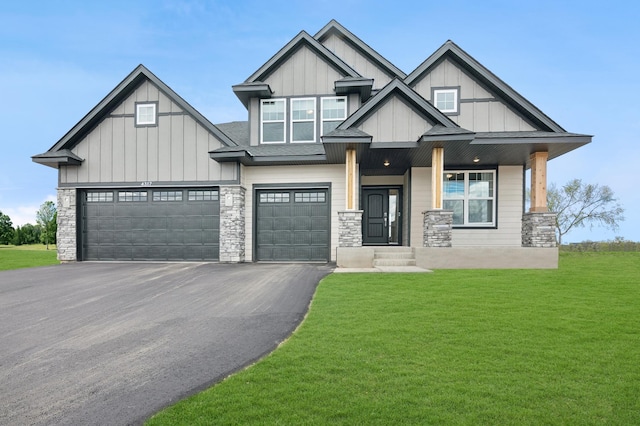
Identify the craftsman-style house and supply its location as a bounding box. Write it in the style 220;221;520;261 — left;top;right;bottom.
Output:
33;20;591;268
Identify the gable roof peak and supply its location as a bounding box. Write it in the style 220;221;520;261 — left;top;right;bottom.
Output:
314;19;407;80
244;29;361;83
339;77;458;130
405;40;566;133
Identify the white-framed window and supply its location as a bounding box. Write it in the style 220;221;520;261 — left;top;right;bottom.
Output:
291;98;316;143
261;99;286;143
433;88;459;114
321;96;347;135
136;102;157;126
443;170;495;226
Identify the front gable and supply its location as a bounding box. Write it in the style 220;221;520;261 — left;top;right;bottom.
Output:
339;79;459;144
406;41;564;133
262;43;348;96
315;20;406;90
357;95;434;143
33;65;237;184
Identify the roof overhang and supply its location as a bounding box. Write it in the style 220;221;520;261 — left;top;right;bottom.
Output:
31;149;83;169
334;77;373;102
232;82;273;109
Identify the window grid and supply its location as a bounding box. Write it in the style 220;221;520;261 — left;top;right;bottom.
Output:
433;89;458;113
291;98;316;143
259;192;290;203
118;191;148;202
261;99;286;143
321;97;347;136
188;190;219;201
294;192;326;203
153;191;183;202
136;103;157;126
443;171;495;226
86;192;114;203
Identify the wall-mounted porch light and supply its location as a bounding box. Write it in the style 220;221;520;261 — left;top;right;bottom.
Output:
473;156;480;163
383;160;390;167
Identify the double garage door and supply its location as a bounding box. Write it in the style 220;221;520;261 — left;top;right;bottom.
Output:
81;188;220;261
81;187;330;262
255;188;330;262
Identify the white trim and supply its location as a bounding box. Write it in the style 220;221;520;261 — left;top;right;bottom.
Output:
135;103;157;125
290;97;316;143
320;96;347;136
443;170;496;226
260;99;286;144
433;89;458;113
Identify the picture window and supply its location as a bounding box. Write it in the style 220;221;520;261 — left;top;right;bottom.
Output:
443;170;495;226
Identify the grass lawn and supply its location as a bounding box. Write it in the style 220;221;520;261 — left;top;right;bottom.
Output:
0;244;59;271
147;252;640;425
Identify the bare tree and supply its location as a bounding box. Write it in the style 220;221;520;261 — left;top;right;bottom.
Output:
547;179;625;245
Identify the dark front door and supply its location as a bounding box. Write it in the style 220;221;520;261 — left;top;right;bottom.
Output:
362;187;401;245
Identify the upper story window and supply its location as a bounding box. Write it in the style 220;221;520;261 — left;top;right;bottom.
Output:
291;98;316;143
443;171;495;226
136;102;157;126
261;99;286;143
433;88;459;114
321;96;347;135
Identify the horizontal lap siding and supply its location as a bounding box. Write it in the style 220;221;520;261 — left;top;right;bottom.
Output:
243;164;345;262
410;166;523;247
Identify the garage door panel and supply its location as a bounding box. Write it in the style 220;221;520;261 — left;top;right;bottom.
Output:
256;188;329;262
82;188;219;261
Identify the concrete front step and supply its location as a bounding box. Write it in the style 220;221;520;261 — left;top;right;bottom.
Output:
372;247;416;267
373;258;417;267
374;252;415;259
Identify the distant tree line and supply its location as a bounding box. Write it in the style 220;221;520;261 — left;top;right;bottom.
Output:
561;237;640;252
0;201;57;248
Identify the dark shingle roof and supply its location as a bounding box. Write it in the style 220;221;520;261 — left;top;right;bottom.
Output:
215;121;250;145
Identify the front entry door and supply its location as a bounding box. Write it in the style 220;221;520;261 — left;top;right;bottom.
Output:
362;188;401;245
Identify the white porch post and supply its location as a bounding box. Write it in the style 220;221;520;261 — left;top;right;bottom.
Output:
431;147;444;209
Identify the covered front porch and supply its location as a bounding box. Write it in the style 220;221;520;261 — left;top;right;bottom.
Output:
330;132;580;269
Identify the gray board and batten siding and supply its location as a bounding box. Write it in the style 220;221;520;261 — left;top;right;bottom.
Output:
59;80;237;186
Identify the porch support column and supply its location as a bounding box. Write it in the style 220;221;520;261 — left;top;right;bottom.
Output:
431;147;444;209
423;147;452;247
345;148;357;210
338;148;363;248
523;151;557;247
530;151;548;212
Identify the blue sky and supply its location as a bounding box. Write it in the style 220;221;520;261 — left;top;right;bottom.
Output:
1;0;638;242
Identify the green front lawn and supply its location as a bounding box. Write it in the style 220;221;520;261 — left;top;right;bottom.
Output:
147;252;640;425
0;244;59;270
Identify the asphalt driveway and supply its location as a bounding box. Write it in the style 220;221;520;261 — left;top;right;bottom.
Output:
0;262;333;426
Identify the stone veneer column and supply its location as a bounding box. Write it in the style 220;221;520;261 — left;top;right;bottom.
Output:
56;188;77;262
338;210;363;247
423;210;453;247
522;212;557;248
219;185;246;262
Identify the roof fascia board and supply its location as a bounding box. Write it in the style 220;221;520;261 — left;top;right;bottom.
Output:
339;79;458;130
405;41;566;133
314;19;407;79
245;31;361;83
472;135;592;145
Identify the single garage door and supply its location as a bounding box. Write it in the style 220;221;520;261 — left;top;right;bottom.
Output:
255;188;330;262
81;188;219;261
